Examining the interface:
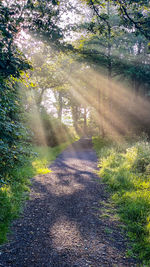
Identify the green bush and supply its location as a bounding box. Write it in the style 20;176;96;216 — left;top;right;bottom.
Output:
0;79;34;184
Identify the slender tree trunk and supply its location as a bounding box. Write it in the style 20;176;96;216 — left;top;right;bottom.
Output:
72;104;79;134
134;79;140;98
97;80;100;135
83;107;87;135
58;91;63;122
132;77;140;101
107;0;112;113
107;1;111;79
37;87;45;106
107;0;114;136
97;84;104;137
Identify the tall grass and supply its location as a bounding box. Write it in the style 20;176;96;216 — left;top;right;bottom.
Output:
0;141;71;244
93;136;150;263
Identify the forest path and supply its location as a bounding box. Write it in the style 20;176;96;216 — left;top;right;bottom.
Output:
0;138;137;267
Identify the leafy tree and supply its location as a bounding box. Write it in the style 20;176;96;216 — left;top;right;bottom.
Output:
114;0;150;40
0;2;33;184
0;3;30;78
81;0;150;39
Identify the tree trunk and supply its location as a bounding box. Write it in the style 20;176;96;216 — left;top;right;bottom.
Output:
97;86;101;136
107;0;112;112
97;84;104;137
37;88;45;106
58;91;63;122
83;107;87;135
72;104;79;134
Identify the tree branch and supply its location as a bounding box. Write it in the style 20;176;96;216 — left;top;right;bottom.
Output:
89;0;109;27
116;0;150;39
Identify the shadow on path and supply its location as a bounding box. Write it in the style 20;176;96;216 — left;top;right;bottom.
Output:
0;139;137;267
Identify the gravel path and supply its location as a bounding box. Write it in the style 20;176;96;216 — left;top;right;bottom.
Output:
0;139;137;267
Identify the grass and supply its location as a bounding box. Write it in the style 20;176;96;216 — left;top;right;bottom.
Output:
32;142;71;175
0;140;72;244
93;136;150;264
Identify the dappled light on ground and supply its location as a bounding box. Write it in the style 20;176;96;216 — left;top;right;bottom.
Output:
0;139;137;266
51;216;82;250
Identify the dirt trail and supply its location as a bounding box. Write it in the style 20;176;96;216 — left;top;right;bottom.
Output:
0;139;137;267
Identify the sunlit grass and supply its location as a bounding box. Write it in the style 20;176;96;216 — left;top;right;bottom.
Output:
32;142;72;175
0;164;34;244
93;136;150;264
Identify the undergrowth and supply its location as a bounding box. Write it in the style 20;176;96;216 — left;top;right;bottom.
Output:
0;141;71;244
93;136;150;264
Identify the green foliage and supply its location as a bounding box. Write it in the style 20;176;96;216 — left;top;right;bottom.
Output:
0;3;30;79
0;0;33;186
82;0;150;39
94;136;150;263
24;0;63;43
115;0;150;40
0;163;35;243
0;78;33;183
132;142;150;173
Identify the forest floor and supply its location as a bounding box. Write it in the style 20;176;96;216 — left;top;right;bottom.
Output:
0;139;138;267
